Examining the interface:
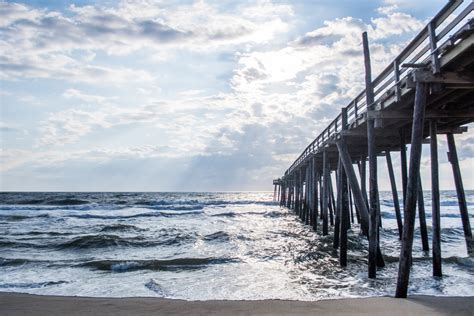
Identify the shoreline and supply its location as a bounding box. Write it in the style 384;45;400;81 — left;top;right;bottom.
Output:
1;293;473;315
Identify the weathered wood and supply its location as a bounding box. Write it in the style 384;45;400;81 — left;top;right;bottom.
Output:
348;182;355;224
367;109;474;120
337;139;370;234
393;59;401;102
334;159;342;249
337;137;385;268
308;160;313;225
430;120;442;277
386;151;403;239
363;31;378;279
295;171;300;213
314;176;319;230
447;133;473;254
396;81;428;298
360;156;368;207
322;150;329;235
340;162;349;267
329;174;335;226
319;174;324;221
417;177;430;252
312;157;319;230
400;130;408;205
306;161;312;226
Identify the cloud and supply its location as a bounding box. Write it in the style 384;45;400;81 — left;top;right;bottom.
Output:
4;1;471;191
62;88;115;104
0;0;293;83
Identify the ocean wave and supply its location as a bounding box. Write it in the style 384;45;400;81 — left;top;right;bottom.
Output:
203;231;231;242
0;198;277;211
0;258;48;267
0;214;50;221
99;224;144;232
0;281;68;289
68;210;202;220
56;234;149;249
79;257;238;272
56;233;197;250
8;230;72;236
0;240;40;248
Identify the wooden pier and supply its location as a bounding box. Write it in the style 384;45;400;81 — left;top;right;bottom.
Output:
273;0;473;298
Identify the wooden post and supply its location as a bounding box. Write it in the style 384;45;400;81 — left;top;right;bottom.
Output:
337;137;385;267
428;22;440;74
363;31;378;279
280;182;286;206
417;176;429;251
340;162;349;267
447;133;473;254
400;130;408;204
273;184;277;202
329;174;335;226
277;181;281;201
314;166;319;231
295;172;300;213
337;139;370;235
304;166;310;224
334;159;342;249
306;163;312;226
322;150;329;235
319;174;324;220
286;180;290;208
430;120;442;277
393;59;401;102
360;156;368;206
386;151;403;239
396;81;428;298
349;183;355;224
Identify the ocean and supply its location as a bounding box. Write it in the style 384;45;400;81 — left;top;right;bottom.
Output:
0;191;472;300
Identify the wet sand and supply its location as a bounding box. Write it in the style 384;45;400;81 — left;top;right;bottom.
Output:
0;292;473;315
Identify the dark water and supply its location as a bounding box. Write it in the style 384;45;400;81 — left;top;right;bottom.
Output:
0;191;472;300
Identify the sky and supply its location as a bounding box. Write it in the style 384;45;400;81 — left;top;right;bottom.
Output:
0;0;473;191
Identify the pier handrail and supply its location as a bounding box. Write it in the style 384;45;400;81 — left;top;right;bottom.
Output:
284;0;473;177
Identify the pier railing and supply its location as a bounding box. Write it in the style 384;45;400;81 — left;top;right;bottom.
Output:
284;0;473;176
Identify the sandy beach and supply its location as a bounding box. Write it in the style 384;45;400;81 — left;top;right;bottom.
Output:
0;293;473;315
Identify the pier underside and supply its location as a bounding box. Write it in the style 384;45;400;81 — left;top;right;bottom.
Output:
273;0;473;298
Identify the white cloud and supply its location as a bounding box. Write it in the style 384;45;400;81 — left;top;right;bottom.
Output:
62;88;115;104
0;0;294;83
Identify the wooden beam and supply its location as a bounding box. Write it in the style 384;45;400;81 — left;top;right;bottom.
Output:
367;109;474;120
386;151;403;239
411;70;474;85
430;120;442;277
447;133;473;255
396;81;428;298
417;176;430;252
340;161;349;267
322;150;329;235
336;138;370;234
